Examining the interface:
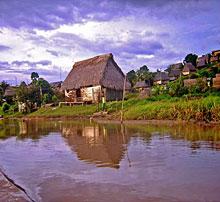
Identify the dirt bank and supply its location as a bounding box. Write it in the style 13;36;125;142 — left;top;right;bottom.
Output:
0;172;29;202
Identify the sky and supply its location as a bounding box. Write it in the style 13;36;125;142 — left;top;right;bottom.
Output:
0;0;220;85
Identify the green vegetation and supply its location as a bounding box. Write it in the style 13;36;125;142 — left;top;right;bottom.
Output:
27;93;220;122
29;105;97;117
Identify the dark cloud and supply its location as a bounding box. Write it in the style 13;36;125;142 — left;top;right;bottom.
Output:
0;44;11;51
1;0;213;30
11;60;52;67
0;61;10;69
46;50;59;57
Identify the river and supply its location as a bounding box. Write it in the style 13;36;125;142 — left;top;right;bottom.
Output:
0;119;220;202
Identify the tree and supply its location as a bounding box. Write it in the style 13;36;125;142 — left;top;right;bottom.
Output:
31;72;39;83
184;53;198;67
126;70;137;87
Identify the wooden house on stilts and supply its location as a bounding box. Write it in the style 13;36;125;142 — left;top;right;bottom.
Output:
61;53;126;103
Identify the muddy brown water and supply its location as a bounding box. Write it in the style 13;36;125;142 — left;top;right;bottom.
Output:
0;119;220;202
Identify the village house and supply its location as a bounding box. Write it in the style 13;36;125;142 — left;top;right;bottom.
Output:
154;72;169;85
182;63;196;75
210;50;220;64
134;80;151;97
197;55;209;69
50;81;63;90
61;53;126;103
168;69;181;81
3;86;17;103
169;63;183;70
213;73;220;89
184;78;207;87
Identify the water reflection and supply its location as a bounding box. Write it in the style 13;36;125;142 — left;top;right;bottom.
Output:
1;119;220;202
62;124;129;168
1;119;220;153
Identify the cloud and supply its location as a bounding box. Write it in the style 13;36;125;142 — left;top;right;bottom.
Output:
0;0;220;82
46;50;59;57
0;45;11;51
11;60;52;67
0;61;10;69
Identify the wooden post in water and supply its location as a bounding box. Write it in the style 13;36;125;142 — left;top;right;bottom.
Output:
120;75;126;123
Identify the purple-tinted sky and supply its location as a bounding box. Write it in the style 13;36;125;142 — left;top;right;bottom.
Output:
0;0;220;84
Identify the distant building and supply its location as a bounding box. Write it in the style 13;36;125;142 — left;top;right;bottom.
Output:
170;63;183;70
154;72;169;85
197;55;209;69
4;86;17;98
50;81;63;91
61;53;126;103
210;50;220;64
213;73;220;89
168;69;181;81
182;63;196;75
184;78;207;87
134;80;151;97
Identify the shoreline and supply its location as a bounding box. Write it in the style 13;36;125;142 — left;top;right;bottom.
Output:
17;115;220;127
0;171;29;202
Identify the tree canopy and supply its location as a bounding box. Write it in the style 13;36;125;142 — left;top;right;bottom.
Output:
184;53;198;67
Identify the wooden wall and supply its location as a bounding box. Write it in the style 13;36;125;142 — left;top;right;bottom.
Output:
105;88;123;101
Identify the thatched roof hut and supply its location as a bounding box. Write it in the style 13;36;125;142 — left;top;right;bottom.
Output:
169;69;181;81
182;63;196;75
197;55;208;68
62;53;126;102
50;81;62;89
154;72;169;84
134;80;151;89
4;86;17;97
170;63;183;70
62;53;124;90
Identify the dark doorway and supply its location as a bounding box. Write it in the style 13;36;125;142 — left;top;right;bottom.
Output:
76;89;81;97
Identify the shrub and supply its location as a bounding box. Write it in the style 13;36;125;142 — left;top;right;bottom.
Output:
167;77;188;97
2;102;10;113
52;95;58;105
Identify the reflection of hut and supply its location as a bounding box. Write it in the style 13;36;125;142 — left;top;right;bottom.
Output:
63;124;129;168
182;63;196;75
213;74;220;89
134;81;151;97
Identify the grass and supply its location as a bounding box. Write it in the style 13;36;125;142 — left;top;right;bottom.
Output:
24;94;220;122
29;104;97;117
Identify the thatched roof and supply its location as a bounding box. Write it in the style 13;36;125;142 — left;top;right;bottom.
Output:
182;63;196;73
169;69;181;78
134;80;151;88
197;55;207;68
4;86;17;97
154;72;169;82
170;63;183;70
50;81;62;89
62;53;125;90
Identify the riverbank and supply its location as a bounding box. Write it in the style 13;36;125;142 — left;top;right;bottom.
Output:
0;171;29;202
27;95;220;123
